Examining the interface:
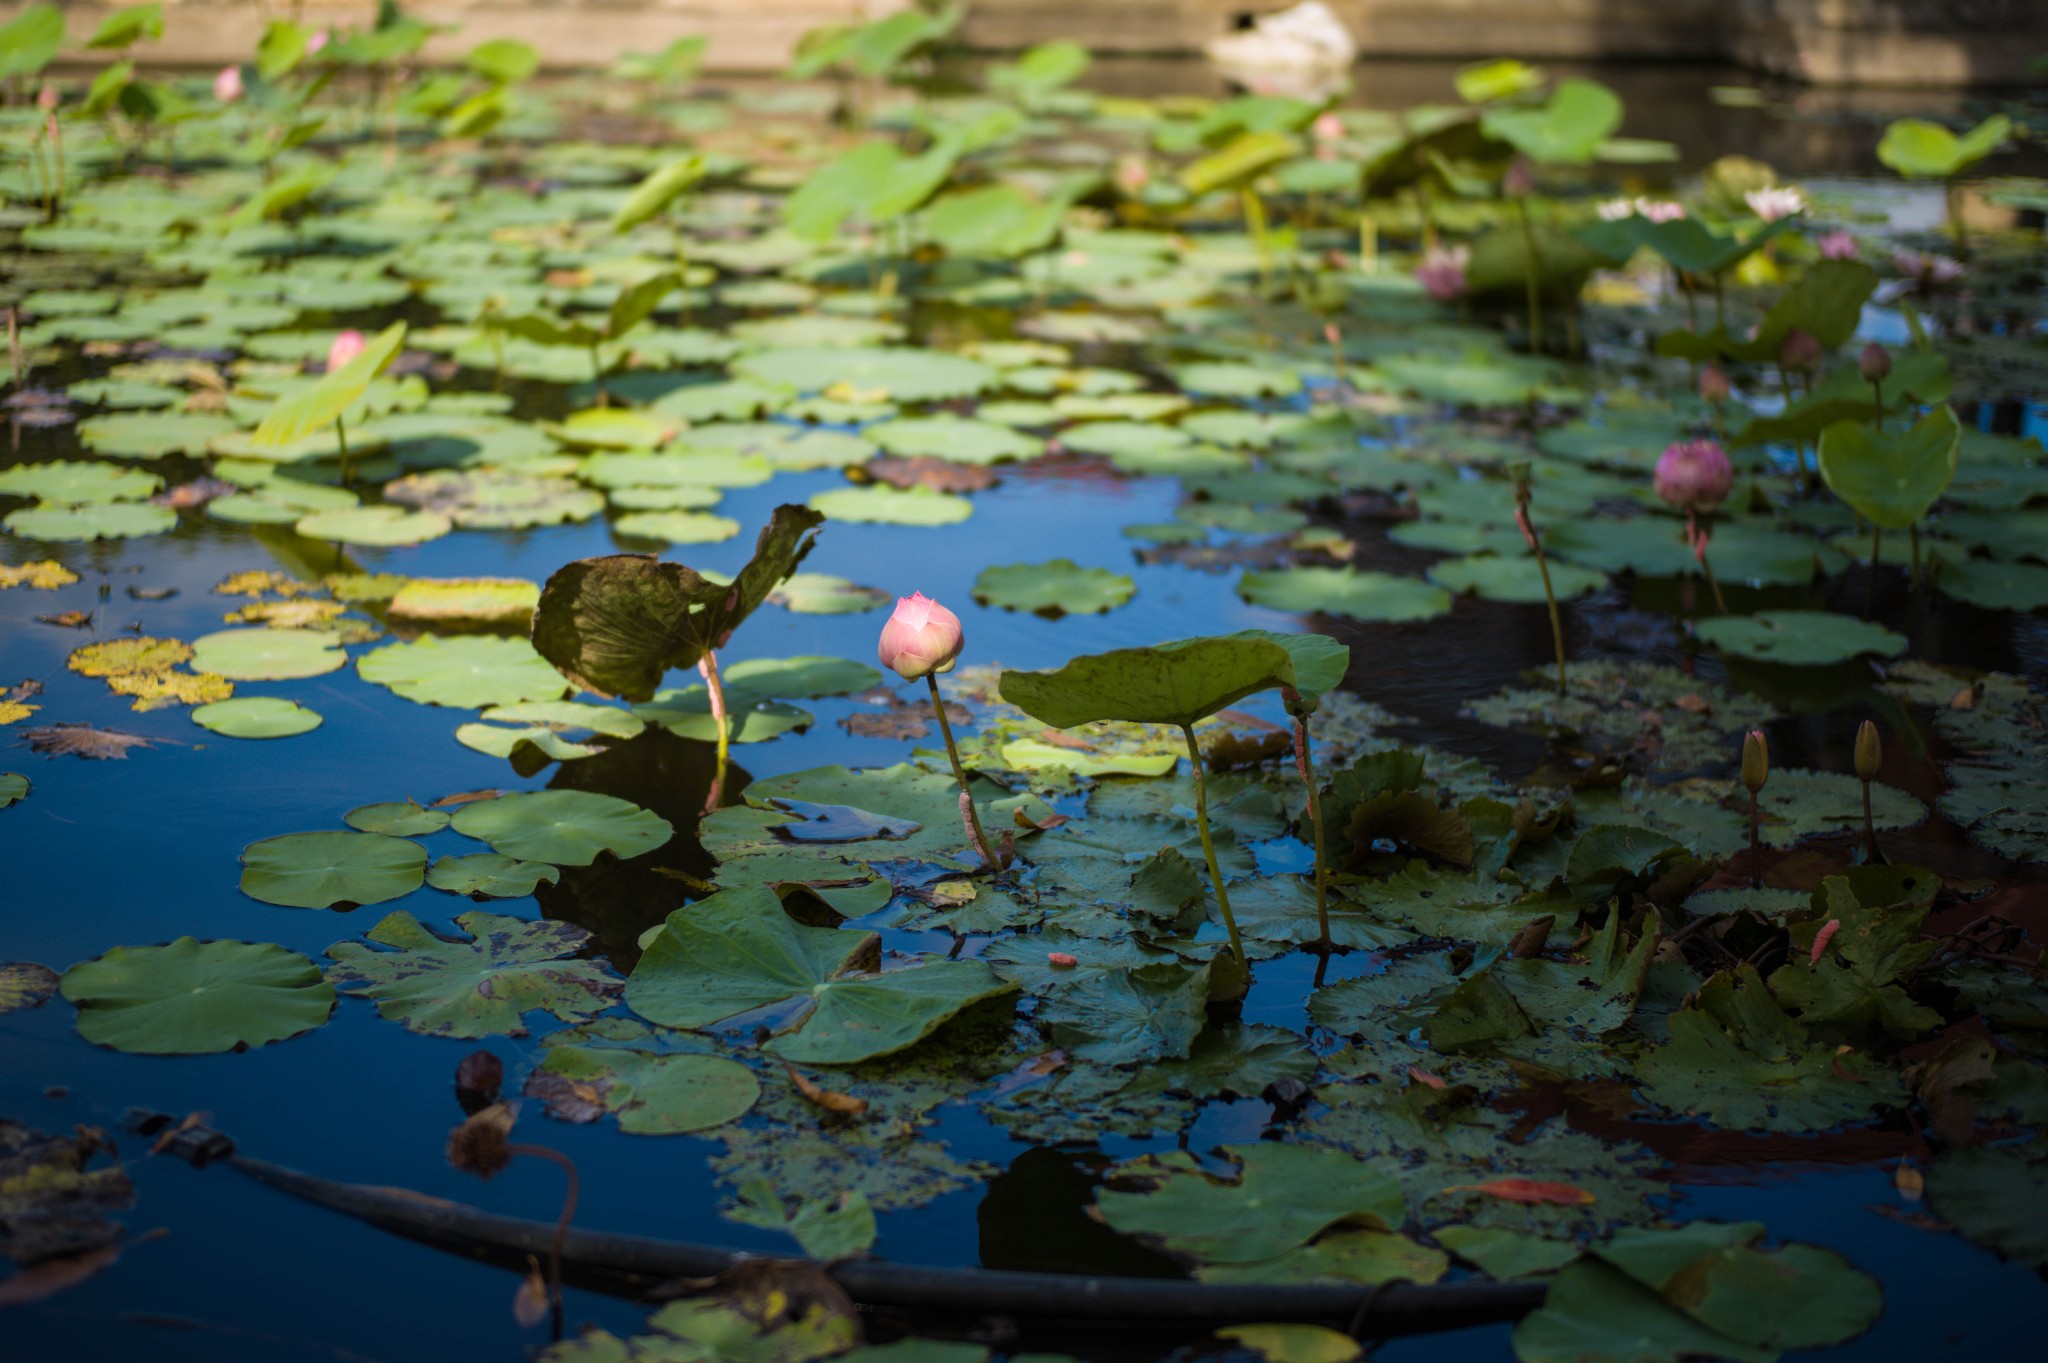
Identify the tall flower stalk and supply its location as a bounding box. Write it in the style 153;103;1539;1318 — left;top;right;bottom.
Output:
1282;685;1330;951
1742;728;1770;890
1510;465;1568;697
880;593;1003;873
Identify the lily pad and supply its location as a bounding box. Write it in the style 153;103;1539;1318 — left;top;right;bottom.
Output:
808;485;974;526
628;885;1015;1065
735;346;996;403
190;628;347;681
358;635;571;708
1694;611;1906;666
449;790;673;866
973;560;1135;617
1239;568;1453;623
60;938;335;1054
5;501;178;541
325;910;620;1038
1095;1142;1405;1265
427;854;563;898
239;831;428;909
191;697;323;739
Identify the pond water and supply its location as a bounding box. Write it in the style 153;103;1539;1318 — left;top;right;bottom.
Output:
3;33;2047;1363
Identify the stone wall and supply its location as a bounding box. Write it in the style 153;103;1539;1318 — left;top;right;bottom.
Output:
5;0;2043;84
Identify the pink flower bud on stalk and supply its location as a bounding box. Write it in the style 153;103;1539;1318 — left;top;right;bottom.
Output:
1816;229;1859;260
1654;440;1733;514
214;65;245;104
326;329;368;374
1415;245;1470;302
1114;156;1149;195
1503;158;1535;199
36;84;58;113
1698;364;1731;405
1742;728;1769;889
1778;327;1823;375
307;29;330;57
1859;342;1892;384
877;592;964;681
1855;719;1885;861
880;594;1000;874
1312;111;1344;142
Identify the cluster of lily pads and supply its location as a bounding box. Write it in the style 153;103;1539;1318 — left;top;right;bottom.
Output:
3;4;2048;1363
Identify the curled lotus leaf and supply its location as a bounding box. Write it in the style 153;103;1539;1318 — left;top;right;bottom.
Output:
529;503;824;700
999;631;1301;730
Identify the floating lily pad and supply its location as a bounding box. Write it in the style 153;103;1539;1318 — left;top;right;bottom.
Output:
869;415;1042;466
240;831;428;909
1694;611;1907;666
326;910;620;1038
191;697;323;739
294;506;454;547
61;938;334;1054
1430;555;1608;603
5;500;178;541
450;789;673;866
386;577;540;631
427;854;562;898
735;346;996;403
358;635;571;708
1239;568;1453;623
344;803;451;836
629;885;1016;1065
973;560;1135;617
0;773;27;808
809;485;974;526
1095;1142;1405;1264
190;628;347;681
770;573;891;614
613;510;742;544
530;1041;760;1135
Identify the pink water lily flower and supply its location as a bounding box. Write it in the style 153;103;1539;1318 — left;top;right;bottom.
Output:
326;330;368;373
214;65;244;104
878;592;965;681
1415;244;1470;302
1892;249;1964;291
1744;186;1807;222
1654;439;1733;514
1815;229;1859;260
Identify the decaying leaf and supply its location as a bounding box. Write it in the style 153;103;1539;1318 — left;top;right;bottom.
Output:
448;1101;519;1178
1441;1178;1597;1206
19;724;158;760
784;1062;869;1117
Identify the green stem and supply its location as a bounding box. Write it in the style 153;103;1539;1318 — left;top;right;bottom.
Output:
1861;778;1879;862
507;1144;578;1343
1514;198;1542;353
334;413;351;486
1946;179;1968;257
1866;525;1881;617
1910;523;1922;592
590;346;607;406
1242;186;1271;293
926;673;1002;873
1528;530;1568;696
698;650;729;813
1748;792;1761;890
1290;713;1330;950
1181;722;1244;970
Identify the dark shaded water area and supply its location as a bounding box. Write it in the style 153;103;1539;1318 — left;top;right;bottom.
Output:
5;59;2048;1363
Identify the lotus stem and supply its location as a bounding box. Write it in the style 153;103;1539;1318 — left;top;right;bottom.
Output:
1180;722;1245;973
925;673;1002;874
698;650;730;813
1748;790;1761;890
507;1143;578;1342
1514;198;1542;353
1866;525;1881;617
334;414;351;486
1289;711;1330;951
1242;186;1272;293
589;345;607;406
1861;777;1878;861
1910;524;1922;592
1516;487;1569;697
1946;179;1968;257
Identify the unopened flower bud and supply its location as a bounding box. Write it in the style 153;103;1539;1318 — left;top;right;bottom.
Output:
1654;440;1733;514
878;592;964;681
1741;729;1769;794
1698;364;1730;405
1858;342;1892;385
1503;159;1535;199
1778;328;1822;374
326;329;368;373
1854;720;1881;783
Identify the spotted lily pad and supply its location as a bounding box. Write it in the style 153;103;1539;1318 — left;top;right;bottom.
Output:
239;831;429;909
528;1040;760;1135
450;789;673;866
60;938;335;1054
325;910;620;1038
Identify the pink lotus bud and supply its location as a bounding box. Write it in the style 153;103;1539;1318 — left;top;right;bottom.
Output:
1415;244;1470;302
1313;111;1343;142
1596;198;1635;221
1654;439;1733;514
1503;159;1535;199
1698;364;1731;404
1858;342;1892;384
1891;249;1964;291
307;29;330;57
35;84;58;112
1816;229;1858;260
878;592;964;682
326;330;368;373
1778;327;1822;374
1638;199;1686;224
214;65;245;104
1114;156;1149;194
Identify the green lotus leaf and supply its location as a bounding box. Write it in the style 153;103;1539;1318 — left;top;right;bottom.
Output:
1095;1142;1405;1264
628;885;1015;1064
1000;631;1300;729
1693;611;1906;666
190;628;347;682
1239;567;1454;623
867;415;1042;466
326;909;620;1038
1818;406;1961;530
426;853;562;898
0;460;161;503
344;802;451;836
240;830;428;909
253;322;406;448
808;485;974;526
450;789;672;866
530;505;823;702
4;500;178;541
734;346;996;404
358;634;571;708
973;560;1135;617
191;696;323;739
60;937;334;1055
294;505;453;547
